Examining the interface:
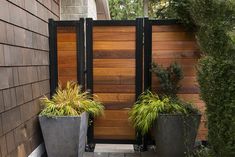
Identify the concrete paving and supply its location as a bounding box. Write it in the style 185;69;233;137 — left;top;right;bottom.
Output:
84;144;157;157
84;152;156;157
43;144;157;157
94;144;134;153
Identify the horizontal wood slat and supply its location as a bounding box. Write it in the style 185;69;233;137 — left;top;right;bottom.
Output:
57;33;76;42
57;26;76;32
93;26;135;33
94;33;135;41
94;76;135;85
93;50;135;59
152;41;198;50
93;59;135;68
94;68;135;76
94;85;135;93
94;41;135;50
152;32;195;41
152;50;201;59
152;25;187;32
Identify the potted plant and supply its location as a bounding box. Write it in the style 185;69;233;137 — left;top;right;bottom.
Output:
129;63;201;157
39;82;104;157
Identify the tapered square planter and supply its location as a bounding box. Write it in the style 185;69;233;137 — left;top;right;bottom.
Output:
154;114;201;157
39;112;88;157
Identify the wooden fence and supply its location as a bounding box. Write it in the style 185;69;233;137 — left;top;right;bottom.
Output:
49;18;206;146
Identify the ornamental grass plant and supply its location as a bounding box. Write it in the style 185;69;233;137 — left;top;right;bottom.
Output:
40;81;104;117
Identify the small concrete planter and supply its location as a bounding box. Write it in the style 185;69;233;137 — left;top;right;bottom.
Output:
154;114;201;157
39;112;88;157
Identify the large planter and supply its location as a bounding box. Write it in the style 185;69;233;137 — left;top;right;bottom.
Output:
154;114;201;157
39;112;88;157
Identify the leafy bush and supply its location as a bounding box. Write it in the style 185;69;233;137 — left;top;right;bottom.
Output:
189;146;212;157
151;62;183;98
40;82;104;117
198;57;235;156
157;0;235;156
129;90;199;135
108;0;143;20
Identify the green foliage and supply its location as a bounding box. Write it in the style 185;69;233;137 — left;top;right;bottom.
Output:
108;0;176;20
108;0;143;20
149;0;176;19
188;0;235;59
40;82;104;117
151;62;183;98
198;57;235;156
158;0;235;156
189;146;212;157
129;90;199;135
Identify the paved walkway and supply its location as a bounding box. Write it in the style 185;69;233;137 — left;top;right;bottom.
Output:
84;152;156;157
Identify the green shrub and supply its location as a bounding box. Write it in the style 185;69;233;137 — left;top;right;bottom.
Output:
40;82;104;117
158;0;235;156
198;57;235;156
189;146;212;157
151;62;183;98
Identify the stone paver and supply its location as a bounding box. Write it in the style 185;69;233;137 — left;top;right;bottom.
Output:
84;152;156;157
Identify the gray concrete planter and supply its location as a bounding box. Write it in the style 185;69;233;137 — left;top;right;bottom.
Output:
154;114;201;157
39;112;88;157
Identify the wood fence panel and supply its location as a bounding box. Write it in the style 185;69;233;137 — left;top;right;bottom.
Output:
93;26;136;140
57;26;77;86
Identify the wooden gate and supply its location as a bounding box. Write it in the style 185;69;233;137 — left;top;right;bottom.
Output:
86;19;143;144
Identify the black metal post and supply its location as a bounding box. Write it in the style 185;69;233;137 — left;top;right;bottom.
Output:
134;18;144;151
86;18;95;152
48;19;58;97
77;18;85;90
144;18;152;91
143;18;153;151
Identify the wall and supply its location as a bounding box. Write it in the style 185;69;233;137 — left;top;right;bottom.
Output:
0;0;60;156
88;0;97;19
61;0;97;20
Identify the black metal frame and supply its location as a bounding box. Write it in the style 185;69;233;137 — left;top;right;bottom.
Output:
48;19;85;96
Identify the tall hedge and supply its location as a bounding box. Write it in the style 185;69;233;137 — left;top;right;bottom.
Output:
164;0;235;156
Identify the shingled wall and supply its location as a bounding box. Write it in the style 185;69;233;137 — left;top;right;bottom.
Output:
0;0;59;156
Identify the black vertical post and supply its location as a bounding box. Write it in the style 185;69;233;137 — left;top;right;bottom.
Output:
135;18;144;101
49;19;58;97
144;18;152;90
86;18;95;151
77;18;85;90
143;18;153;151
135;18;144;149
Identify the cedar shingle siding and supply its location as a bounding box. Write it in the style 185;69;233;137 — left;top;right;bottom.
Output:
0;0;60;156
